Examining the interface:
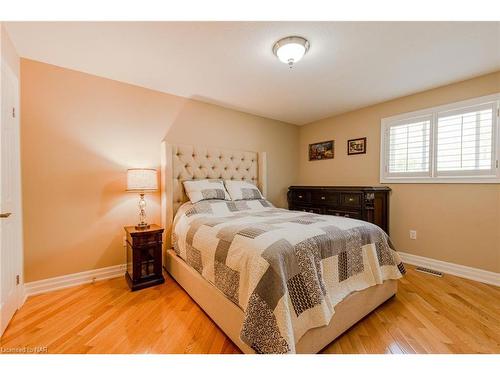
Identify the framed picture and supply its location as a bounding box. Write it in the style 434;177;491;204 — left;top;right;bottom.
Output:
347;137;367;155
309;140;334;161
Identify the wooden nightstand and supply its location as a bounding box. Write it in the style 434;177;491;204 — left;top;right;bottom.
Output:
124;224;165;291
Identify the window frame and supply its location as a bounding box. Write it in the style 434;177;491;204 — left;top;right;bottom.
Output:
380;93;500;184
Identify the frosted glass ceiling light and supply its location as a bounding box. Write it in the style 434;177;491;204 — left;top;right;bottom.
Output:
273;36;310;68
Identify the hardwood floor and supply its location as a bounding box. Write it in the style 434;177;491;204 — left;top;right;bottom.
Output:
1;265;499;354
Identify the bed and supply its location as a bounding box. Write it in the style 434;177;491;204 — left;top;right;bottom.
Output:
160;142;404;354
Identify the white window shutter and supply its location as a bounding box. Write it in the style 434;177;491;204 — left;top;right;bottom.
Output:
380;93;500;183
385;116;431;177
436;103;496;177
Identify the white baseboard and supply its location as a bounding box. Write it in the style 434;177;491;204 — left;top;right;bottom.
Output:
24;264;127;298
399;252;499;287
20;284;27;306
19;254;498;302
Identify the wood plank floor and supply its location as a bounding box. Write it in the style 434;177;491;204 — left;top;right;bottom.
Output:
1;265;499;354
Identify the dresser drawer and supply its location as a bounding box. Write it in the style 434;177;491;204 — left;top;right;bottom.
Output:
324;209;361;219
291;190;311;204
311;191;339;205
293;205;323;214
340;192;362;208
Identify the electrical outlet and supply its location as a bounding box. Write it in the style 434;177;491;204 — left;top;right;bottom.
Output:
409;230;417;240
122;236;127;247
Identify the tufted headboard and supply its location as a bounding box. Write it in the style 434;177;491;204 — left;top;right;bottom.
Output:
160;141;267;248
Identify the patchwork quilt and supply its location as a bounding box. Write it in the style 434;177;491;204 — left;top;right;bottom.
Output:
172;199;405;354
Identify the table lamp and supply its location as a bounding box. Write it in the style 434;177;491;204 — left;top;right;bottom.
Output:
126;168;158;230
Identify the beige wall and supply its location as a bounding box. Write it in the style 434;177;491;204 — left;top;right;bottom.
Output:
299;71;500;273
21;59;299;282
20;57;500;280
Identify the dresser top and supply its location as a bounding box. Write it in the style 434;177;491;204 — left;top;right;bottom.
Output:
289;185;391;192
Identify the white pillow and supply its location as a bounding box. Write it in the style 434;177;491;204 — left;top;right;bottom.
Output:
224;180;264;201
183;179;231;203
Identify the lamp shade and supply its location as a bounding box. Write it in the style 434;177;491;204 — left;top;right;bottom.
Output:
126;168;158;192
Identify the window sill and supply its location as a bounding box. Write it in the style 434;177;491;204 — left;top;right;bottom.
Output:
380;177;500;184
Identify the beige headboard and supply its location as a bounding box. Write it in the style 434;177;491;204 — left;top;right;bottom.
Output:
160;141;267;248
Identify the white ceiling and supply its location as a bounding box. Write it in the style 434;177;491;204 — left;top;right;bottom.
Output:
5;22;500;125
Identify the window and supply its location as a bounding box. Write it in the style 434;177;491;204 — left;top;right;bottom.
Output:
381;94;500;183
436;104;495;176
387;116;431;177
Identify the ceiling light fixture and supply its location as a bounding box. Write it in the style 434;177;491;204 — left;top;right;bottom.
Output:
272;36;310;68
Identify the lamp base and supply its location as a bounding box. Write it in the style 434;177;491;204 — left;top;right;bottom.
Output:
135;223;150;230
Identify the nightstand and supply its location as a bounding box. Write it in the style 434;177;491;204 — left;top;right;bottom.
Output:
124;224;165;291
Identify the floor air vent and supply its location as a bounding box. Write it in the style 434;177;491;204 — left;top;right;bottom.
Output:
415;266;443;277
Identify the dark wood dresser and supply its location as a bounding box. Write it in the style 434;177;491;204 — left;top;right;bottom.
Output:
287;186;391;234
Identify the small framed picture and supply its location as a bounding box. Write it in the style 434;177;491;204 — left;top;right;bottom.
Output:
309;140;334;161
347;137;367;155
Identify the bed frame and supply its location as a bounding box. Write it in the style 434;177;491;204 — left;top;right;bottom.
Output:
160;141;397;354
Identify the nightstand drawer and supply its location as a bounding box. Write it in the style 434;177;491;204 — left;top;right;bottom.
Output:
127;232;162;247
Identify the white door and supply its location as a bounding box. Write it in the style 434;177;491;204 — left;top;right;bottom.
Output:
0;62;23;337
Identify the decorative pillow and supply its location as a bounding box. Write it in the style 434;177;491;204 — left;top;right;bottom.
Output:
224;180;264;201
183;179;231;203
